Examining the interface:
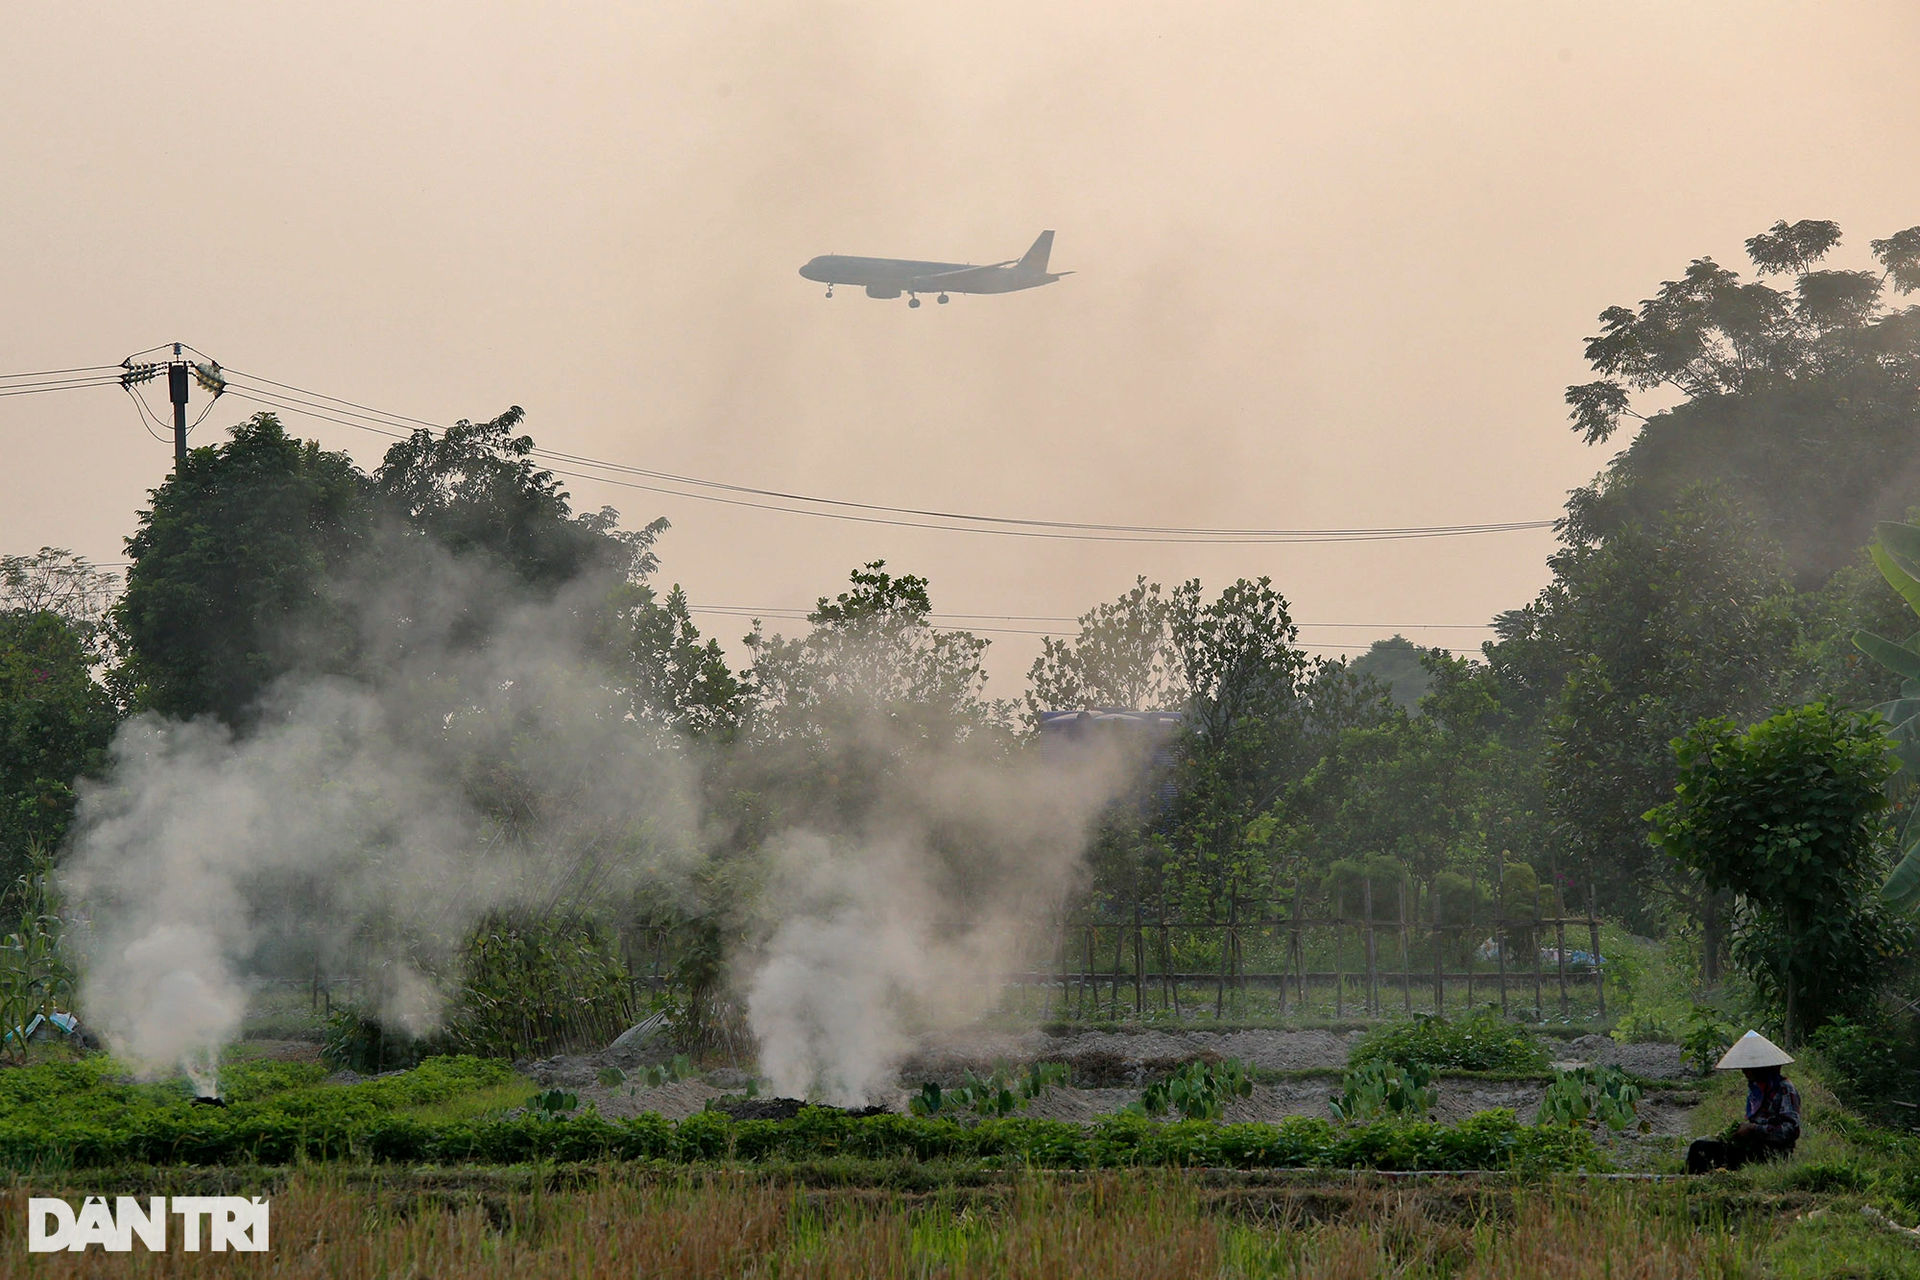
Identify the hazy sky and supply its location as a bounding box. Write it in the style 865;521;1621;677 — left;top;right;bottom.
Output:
6;2;1919;689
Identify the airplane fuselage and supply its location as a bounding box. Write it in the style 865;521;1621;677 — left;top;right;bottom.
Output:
799;231;1069;302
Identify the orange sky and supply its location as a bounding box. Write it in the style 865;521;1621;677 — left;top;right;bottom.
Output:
6;2;1919;689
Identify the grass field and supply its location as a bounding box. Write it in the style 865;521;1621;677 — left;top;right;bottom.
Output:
6;1167;1919;1278
5;1023;1919;1276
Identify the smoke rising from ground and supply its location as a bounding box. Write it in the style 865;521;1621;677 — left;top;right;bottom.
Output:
60;538;1134;1100
61;546;704;1080
742;729;1137;1103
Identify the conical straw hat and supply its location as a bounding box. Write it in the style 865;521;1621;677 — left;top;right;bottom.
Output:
1715;1030;1794;1069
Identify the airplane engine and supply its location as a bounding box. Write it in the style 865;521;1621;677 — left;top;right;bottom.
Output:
864;285;901;299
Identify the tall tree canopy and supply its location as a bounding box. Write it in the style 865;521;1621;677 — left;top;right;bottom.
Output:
115;414;371;724
1562;218;1920;582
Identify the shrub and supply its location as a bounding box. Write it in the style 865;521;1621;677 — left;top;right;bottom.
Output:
321;1007;446;1073
1808;1014;1917;1113
1349;1008;1550;1074
1329;1060;1436;1124
1679;1005;1737;1075
0;1092;1602;1173
1321;856;1410;920
1649;703;1907;1042
442;913;635;1060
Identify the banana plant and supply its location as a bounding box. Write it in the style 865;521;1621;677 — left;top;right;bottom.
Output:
1853;521;1920;910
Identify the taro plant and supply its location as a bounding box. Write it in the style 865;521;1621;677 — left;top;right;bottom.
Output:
1126;1058;1254;1122
1328;1060;1437;1124
1535;1065;1645;1132
532;1089;579;1118
636;1054;698;1089
910;1062;1068;1118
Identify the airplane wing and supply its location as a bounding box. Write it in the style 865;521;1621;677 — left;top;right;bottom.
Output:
911;260;1016;287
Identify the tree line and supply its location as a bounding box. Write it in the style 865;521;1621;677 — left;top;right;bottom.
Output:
6;217;1920;1053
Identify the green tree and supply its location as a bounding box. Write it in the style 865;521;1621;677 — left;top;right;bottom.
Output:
115;413;373;724
373;407;641;592
1497;486;1802;928
1349;635;1436;714
1649;703;1906;1042
1025;576;1184;721
1561;218;1920;584
0;610;119;881
744;561;1004;751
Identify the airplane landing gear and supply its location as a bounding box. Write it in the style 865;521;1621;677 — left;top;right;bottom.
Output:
937;293;950;305
825;284;834;298
907;295;921;309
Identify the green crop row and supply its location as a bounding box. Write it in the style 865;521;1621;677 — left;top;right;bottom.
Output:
0;1102;1597;1174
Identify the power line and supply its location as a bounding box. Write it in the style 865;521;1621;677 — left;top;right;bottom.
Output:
679;602;1493;630
210;369;1557;546
0;364;123;381
0;375;125;398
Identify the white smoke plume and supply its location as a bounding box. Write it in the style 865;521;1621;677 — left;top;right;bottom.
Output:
61;549;702;1083
60;537;1137;1102
741;727;1138;1104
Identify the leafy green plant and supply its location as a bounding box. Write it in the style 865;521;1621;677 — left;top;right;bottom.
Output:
1328;1060;1436;1124
1808;1014;1915;1112
1649;703;1905;1041
442;913;635;1061
320;1007;444;1074
1679;1005;1737;1075
0;849;72;1064
1850;520;1920;910
637;1054;698;1089
1535;1065;1645;1132
910;1062;1068;1119
533;1089;579;1117
597;1066;627;1088
1126;1059;1253;1122
1349;1009;1550;1075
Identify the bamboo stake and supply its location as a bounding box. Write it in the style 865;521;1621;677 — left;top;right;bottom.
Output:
1467;865;1479;1006
1495;861;1509;1017
1431;878;1444;1015
1589;879;1606;1021
1364;877;1378;1016
1399;876;1412;1016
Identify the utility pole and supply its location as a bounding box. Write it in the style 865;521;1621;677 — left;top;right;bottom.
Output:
167;342;190;466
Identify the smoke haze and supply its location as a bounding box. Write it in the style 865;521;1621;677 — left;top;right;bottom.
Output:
59;536;1134;1100
11;4;1920;686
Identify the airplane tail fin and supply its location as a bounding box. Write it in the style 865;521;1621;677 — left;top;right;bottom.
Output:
1017;230;1054;274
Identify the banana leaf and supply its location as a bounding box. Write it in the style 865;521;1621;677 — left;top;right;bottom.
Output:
1877;521;1920;577
1885;811;1920;913
1855;631;1920;683
1870;542;1920;617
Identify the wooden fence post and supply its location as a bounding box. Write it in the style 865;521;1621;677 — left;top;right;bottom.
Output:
1363;877;1378;1016
1399;876;1412;1016
1431;879;1444;1015
1133;906;1145;1018
1293;876;1307;1015
1589;879;1606;1021
1531;896;1544;1018
1467;865;1479;1006
1495;861;1509;1017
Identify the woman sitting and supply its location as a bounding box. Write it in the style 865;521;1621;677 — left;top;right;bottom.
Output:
1685;1030;1800;1174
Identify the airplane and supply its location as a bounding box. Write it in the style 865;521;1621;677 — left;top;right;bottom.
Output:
799;230;1072;308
